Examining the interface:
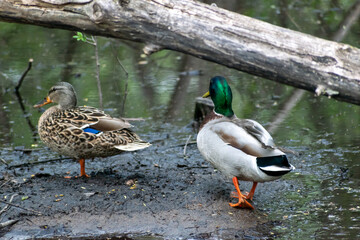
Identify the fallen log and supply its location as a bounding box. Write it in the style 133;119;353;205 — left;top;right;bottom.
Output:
0;0;359;104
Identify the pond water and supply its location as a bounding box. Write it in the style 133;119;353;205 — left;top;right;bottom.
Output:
0;0;359;239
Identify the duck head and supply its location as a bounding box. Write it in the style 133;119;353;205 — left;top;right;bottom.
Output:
203;76;234;117
34;82;77;109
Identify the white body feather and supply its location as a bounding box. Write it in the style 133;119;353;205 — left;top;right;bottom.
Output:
197;117;286;183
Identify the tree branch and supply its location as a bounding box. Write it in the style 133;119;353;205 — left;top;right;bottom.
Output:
0;0;359;104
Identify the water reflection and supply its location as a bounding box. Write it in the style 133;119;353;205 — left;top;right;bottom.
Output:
0;0;360;239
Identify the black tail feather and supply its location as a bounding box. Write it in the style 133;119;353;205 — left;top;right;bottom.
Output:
257;155;294;176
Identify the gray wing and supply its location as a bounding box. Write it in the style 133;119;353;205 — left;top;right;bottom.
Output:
233;118;276;149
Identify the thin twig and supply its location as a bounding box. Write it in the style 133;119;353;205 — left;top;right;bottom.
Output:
0;158;8;167
92;36;103;110
183;135;192;157
268;89;305;134
112;44;129;116
8;157;72;169
113;51;129;78
0;219;19;228
176;141;197;148
0;180;10;189
0;194;17;215
15;89;37;135
157;141;197;149
83;34;96;46
117;55;129;116
269;1;359;134
332;0;360;42
0;199;42;216
13;58;37;137
15;58;33;92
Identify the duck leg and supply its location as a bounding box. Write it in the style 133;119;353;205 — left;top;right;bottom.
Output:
229;177;254;209
244;182;258;200
79;158;90;178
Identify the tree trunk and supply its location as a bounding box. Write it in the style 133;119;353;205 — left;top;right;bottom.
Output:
1;0;360;105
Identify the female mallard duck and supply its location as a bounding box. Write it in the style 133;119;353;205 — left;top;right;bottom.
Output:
34;82;151;178
197;76;294;209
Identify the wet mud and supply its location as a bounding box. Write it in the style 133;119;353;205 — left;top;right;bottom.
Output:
0;138;288;239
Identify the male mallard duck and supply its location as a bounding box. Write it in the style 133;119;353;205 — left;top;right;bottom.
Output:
34;82;151;178
197;76;294;209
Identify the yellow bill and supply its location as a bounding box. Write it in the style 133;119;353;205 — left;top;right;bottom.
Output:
202;91;210;98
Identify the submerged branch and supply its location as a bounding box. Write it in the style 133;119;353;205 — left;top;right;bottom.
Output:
112;46;129;116
13;58;37;136
15;58;33;92
269;2;360;133
332;0;360;42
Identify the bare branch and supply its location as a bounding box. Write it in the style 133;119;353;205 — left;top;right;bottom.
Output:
0;198;42;216
0;194;17;216
0;219;19;228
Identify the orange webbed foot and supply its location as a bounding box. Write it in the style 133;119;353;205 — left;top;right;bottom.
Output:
63;159;90;179
230;191;246;199
231;191;254;201
74;173;90;178
229;198;254;209
78;158;90;178
244;193;253;201
229;177;255;209
244;182;258;201
64;173;90;179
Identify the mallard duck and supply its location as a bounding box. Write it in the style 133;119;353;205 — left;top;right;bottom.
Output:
197;76;294;209
34;82;151;178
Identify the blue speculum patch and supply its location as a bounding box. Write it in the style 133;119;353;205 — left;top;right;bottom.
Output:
83;127;101;134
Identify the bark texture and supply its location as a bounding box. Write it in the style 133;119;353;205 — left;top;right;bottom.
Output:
1;0;360;104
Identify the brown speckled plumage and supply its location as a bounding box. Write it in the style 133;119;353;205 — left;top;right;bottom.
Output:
34;82;150;177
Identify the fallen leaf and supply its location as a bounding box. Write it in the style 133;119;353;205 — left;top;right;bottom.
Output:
84;192;96;198
126;179;136;186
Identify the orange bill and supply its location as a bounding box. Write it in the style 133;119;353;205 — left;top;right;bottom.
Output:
34;96;52;108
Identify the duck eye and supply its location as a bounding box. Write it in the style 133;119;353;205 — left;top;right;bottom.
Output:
48;88;57;94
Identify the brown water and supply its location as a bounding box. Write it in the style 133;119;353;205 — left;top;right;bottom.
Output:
0;0;360;239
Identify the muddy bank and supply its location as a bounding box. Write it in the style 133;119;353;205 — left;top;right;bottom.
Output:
0;140;290;239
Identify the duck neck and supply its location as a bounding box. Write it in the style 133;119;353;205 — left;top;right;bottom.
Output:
59;95;77;109
199;110;224;131
214;106;234;118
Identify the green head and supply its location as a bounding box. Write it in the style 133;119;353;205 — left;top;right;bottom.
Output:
203;76;234;117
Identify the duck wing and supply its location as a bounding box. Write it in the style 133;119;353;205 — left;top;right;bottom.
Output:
59;106;132;132
232;118;276;149
210;118;281;158
49;107;149;152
